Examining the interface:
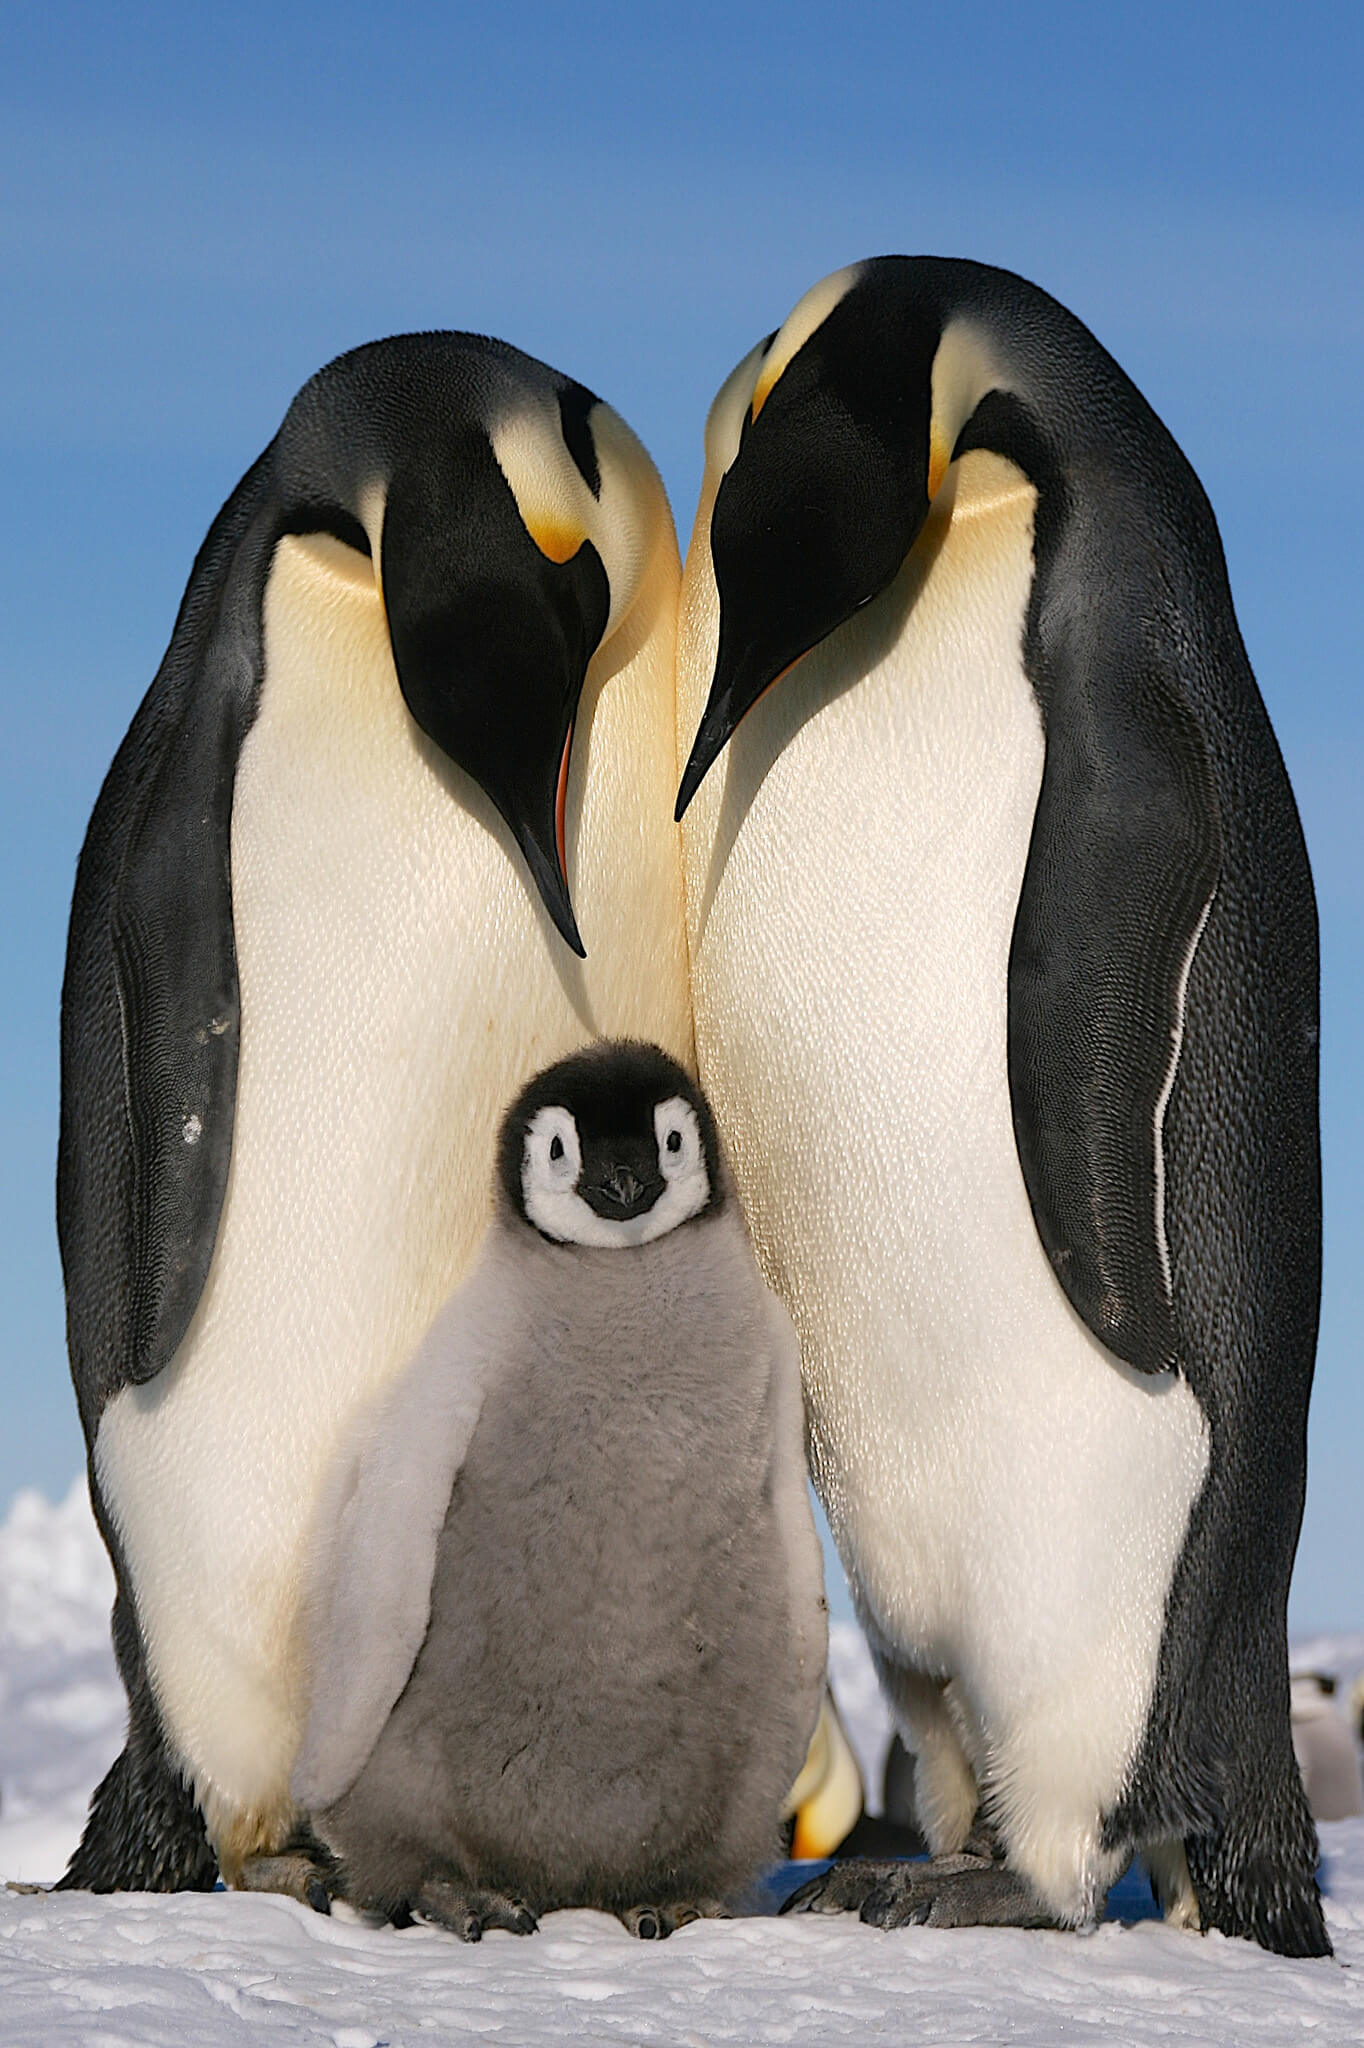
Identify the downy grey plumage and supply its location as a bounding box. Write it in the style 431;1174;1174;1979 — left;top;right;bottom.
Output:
292;1042;826;1938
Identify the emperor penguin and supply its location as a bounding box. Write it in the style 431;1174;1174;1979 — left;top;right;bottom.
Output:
1290;1674;1364;1822
58;335;691;1894
673;258;1326;1956
289;1041;826;1939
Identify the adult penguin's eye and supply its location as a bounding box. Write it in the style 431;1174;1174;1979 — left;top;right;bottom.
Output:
550;1134;564;1162
666;1129;682;1154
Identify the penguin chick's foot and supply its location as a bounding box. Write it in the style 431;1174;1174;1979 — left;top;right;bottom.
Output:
780;1854;1065;1930
236;1847;341;1916
414;1878;539;1942
618;1898;727;1940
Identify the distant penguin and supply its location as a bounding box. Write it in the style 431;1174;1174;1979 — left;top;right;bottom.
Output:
290;1042;826;1938
1291;1674;1364;1822
58;336;692;1894
674;258;1327;1954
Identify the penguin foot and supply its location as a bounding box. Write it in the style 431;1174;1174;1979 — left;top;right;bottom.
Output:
780;1854;1063;1930
617;1898;726;1940
961;1813;1007;1862
237;1848;341;1915
413;1879;539;1942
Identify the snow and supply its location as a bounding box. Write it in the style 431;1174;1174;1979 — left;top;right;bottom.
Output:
3;1483;1362;2044
0;1480;122;1887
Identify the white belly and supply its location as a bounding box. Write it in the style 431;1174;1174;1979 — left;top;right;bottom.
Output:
678;453;1209;1864
96;528;690;1862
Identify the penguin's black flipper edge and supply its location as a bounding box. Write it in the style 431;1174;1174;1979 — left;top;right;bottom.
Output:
59;465;278;1422
1007;621;1223;1379
110;664;249;1387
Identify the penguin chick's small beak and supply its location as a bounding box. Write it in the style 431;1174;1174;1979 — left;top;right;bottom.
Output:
580;1164;664;1222
606;1166;644;1207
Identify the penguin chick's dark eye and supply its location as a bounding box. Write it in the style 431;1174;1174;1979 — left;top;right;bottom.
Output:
549;1134;564;1162
666;1130;682;1153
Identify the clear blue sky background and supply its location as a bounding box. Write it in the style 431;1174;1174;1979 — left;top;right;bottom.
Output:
2;2;1359;1630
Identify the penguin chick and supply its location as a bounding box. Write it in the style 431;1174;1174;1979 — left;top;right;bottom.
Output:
292;1042;826;1939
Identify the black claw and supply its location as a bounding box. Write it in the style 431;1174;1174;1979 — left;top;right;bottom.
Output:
512;1907;538;1934
868;1891;931;1929
636;1911;659;1940
780;1874;850;1916
463;1914;482;1943
389;1903;414;1929
305;1877;332;1916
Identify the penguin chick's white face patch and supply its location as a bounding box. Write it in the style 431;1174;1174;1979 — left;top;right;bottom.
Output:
521;1099;710;1248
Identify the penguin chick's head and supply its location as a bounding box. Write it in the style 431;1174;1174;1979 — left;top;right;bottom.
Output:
498;1042;723;1248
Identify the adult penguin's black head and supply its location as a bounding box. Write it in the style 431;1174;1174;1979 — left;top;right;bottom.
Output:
677;259;1027;818
497;1041;724;1247
275;334;660;956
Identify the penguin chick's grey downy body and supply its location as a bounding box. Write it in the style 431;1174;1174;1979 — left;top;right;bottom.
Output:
675;258;1326;1955
59;336;691;1892
292;1043;826;1938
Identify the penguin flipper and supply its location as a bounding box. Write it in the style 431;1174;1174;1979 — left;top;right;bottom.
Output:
1006;620;1222;1378
292;1257;508;1813
59;463;278;1418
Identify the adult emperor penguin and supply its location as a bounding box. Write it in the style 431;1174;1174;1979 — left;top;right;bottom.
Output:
674;258;1326;1955
290;1041;825;1938
58;334;691;1894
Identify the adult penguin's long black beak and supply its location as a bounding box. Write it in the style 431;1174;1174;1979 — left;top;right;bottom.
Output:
674;349;930;825
675;633;794;823
379;462;612;959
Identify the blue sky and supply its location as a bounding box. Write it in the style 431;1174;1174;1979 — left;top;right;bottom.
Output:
2;2;1360;1628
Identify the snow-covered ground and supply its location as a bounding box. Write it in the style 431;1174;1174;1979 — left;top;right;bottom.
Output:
3;1482;1361;2044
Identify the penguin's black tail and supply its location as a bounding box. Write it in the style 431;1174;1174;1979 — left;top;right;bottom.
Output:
1106;1599;1331;1957
1183;1764;1331;1958
56;1701;218;1893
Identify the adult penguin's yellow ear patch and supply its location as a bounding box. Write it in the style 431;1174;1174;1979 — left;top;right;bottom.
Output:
490;408;592;565
521;512;586;565
357;480;389;611
928;427;953;501
751;263;864;421
928;319;1011;498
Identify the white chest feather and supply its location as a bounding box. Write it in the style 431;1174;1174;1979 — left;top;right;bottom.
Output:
677;453;1208;1825
96;529;690;1851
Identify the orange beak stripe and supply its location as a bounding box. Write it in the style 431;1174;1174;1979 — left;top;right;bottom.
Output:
555;723;573;880
755;655;799;709
928;427;951;501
